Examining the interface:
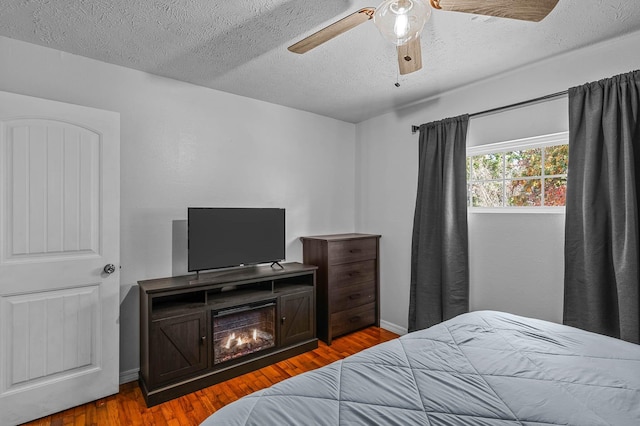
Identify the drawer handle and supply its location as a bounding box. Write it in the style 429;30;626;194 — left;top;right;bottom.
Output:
348;293;361;300
348;272;360;278
349;249;361;253
349;316;361;323
201;336;206;345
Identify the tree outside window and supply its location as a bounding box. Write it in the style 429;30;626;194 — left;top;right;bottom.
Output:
467;133;568;209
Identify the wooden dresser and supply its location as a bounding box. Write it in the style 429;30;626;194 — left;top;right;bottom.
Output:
300;233;380;344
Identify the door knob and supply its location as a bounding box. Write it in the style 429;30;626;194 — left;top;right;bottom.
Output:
103;264;116;274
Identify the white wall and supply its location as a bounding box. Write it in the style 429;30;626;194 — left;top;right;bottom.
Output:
356;30;640;332
0;37;357;378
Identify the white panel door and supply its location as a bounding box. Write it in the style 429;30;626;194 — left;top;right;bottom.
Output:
0;91;120;426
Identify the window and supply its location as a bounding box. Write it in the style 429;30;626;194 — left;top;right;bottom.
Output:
467;132;568;211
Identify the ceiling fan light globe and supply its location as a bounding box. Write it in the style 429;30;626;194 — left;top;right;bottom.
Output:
374;0;430;46
390;0;414;15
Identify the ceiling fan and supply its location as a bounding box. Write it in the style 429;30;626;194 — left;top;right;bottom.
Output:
288;0;560;75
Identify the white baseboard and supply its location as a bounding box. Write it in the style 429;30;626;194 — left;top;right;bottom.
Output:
120;368;139;385
380;320;408;336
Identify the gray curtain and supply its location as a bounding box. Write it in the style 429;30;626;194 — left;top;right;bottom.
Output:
564;70;640;344
409;115;469;332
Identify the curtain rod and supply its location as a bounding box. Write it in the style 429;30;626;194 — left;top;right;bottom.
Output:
410;90;569;134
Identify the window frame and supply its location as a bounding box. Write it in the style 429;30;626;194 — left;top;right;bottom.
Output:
466;131;569;214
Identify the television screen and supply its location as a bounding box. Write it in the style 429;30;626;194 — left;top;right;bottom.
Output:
188;208;285;272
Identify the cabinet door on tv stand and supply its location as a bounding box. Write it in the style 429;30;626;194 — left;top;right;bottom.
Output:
149;311;208;387
279;290;315;347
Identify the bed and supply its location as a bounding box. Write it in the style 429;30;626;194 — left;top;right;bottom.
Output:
202;310;640;425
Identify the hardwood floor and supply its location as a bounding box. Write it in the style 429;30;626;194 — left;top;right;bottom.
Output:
22;327;398;426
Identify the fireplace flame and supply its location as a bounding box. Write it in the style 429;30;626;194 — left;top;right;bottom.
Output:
223;328;263;351
225;332;236;349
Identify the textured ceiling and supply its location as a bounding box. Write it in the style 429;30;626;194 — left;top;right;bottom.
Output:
1;0;640;123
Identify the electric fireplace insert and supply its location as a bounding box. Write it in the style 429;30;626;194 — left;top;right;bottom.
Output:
212;301;276;365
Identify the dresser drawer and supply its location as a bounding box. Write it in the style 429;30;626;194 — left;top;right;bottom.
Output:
330;302;376;338
330;281;375;313
328;238;377;265
328;260;376;289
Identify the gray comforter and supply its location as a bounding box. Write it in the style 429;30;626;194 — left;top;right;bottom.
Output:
203;311;640;425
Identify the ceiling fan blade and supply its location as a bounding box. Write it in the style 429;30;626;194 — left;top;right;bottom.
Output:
429;0;559;22
397;38;422;75
288;8;375;54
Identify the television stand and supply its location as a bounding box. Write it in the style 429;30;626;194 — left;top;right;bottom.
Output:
270;261;284;269
138;262;317;406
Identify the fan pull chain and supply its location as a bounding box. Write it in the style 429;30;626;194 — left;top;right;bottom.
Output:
395;69;400;88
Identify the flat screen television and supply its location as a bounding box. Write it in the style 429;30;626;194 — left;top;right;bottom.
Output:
187;207;285;272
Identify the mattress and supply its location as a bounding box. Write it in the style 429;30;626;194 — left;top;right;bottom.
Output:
202;310;640;425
